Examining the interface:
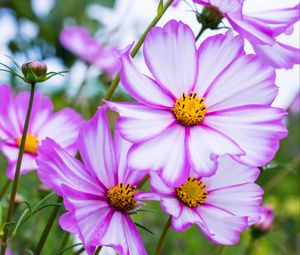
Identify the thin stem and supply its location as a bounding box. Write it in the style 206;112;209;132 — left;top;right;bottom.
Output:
195;25;207;41
93;246;102;255
59;232;70;251
102;0;175;102
70;247;85;255
244;236;255;255
137;175;149;189
34;196;63;255
0;180;11;200
0;82;36;255
154;216;172;255
216;246;225;255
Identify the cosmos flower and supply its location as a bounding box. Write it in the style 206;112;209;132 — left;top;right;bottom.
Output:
136;156;263;245
253;205;274;233
106;20;287;186
193;0;300;69
36;106;147;255
60;26;122;74
0;84;82;179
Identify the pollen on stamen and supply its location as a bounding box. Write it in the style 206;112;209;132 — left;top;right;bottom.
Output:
176;177;208;208
173;92;207;126
16;134;39;154
107;183;137;211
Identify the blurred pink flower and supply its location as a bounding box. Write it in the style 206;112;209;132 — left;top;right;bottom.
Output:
60;27;122;74
0;84;83;179
107;20;287;186
289;92;300;113
253;205;274;232
36;106;147;255
193;0;300;69
137;156;263;245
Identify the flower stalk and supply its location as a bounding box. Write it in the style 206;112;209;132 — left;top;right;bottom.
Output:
102;0;175;102
154;216;172;255
0;82;36;255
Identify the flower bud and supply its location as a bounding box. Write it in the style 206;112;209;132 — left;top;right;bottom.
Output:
21;61;47;83
197;6;224;30
252;205;274;236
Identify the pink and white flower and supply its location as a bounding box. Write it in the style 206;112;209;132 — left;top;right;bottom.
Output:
107;20;287;186
193;0;300;69
60;26;122;74
253;205;274;233
0;84;83;179
36;106;147;255
137;156;263;245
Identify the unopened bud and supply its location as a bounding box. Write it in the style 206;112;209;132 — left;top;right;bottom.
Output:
21;61;48;83
197;6;224;30
252;205;274;237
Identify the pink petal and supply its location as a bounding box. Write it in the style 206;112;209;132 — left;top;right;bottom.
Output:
134;192;161;201
209;0;243;13
187;125;244;177
171;206;204;232
62;185;113;247
204;54;278;111
143;20;197;98
37;108;83;155
128;124;188;186
106;102;175;143
100;211;147;255
149;172;175;195
206;183;263;225
201;155;260;191
161;197;183;218
205;105;287;166
252;41;300;69
195;31;244;97
78;106;117;189
196;204;248;245
36;138;102;196
59;212;79;234
120;51;174;108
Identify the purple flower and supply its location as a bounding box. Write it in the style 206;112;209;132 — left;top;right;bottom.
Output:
0;84;83;179
59;27;122;74
194;0;300;69
106;20;287;186
36;106;147;255
253;205;274;233
137;156;263;245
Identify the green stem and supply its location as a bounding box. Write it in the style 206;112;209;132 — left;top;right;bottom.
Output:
59;232;70;251
70;247;85;255
244;236;255;255
154;216;172;255
102;0;175;102
34;196;63;255
216;246;225;255
195;25;207;41
137;175;149;189
0;82;36;255
0;180;11;200
94;246;102;255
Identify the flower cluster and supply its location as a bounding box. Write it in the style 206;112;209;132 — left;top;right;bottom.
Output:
1;1;298;254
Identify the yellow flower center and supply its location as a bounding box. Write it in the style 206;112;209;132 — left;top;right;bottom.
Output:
107;183;137;212
16;134;39;154
176;177;208;208
173;92;207;126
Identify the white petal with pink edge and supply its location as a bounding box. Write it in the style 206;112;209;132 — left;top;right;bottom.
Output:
143;20;197;98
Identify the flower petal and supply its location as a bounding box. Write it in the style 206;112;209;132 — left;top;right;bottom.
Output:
149;172;175;195
106;101;175;143
143;20;197;98
36;138;102;196
204;54;278;111
78;106;117;188
252;41;300;69
59;212;79;234
194;31;244;97
187;124;244;177
37;108;83;155
205;183;263;225
100;211;147;255
128;125;188;186
202;155;260;191
161;197;183;218
196;205;248;245
120;51;174;108
205;105;287;166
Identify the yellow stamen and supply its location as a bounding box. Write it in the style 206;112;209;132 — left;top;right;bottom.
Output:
173;92;207;126
16;134;39;154
176;177;208;207
107;183;137;211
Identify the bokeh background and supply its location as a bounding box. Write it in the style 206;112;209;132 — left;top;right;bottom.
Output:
0;0;299;254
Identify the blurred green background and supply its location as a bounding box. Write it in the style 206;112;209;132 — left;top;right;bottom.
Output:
0;0;299;254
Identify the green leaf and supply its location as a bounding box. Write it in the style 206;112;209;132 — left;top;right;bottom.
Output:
135;222;155;236
157;0;164;15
